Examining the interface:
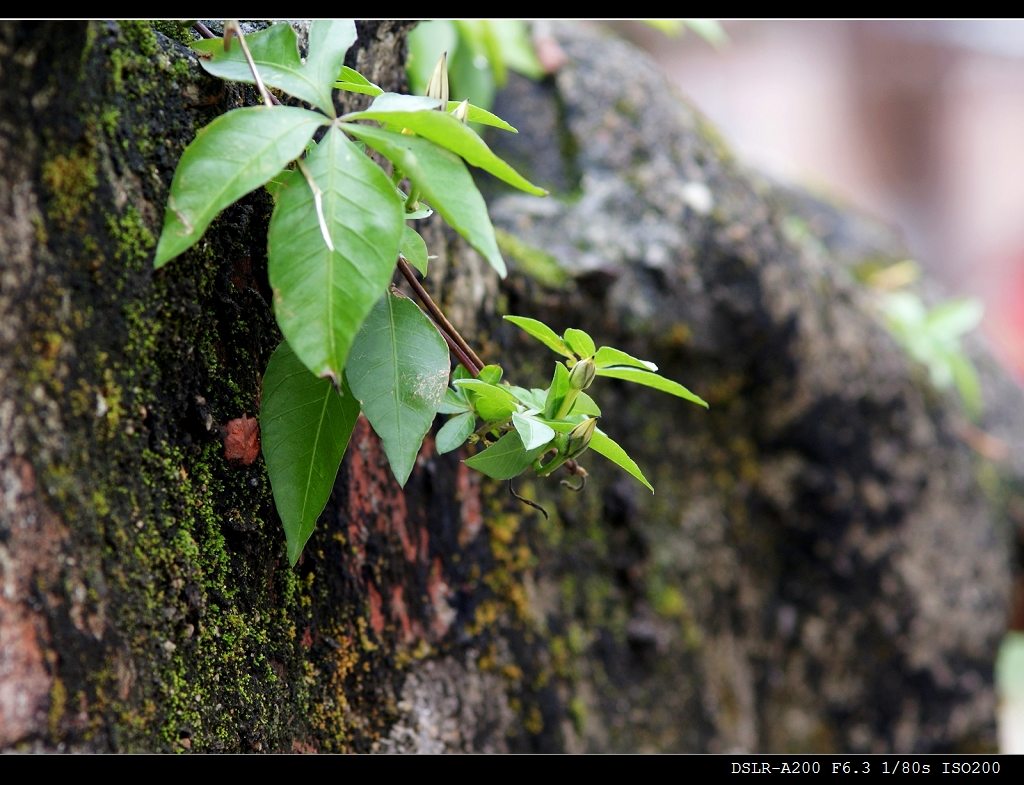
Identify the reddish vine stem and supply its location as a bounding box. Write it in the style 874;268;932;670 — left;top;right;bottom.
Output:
193;21;216;39
397;256;485;374
436;323;479;377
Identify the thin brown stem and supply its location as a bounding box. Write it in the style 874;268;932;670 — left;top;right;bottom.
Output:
439;330;477;375
397;256;485;373
193;21;216;39
391;281;478;374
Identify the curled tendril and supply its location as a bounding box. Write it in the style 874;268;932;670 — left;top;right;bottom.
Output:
508;479;548;520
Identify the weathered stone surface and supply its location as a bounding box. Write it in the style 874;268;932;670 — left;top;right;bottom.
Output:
487;24;1016;752
1;20;1018;754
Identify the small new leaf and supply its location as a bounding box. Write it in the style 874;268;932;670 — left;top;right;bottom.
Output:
563;328;596;359
512;412;556;451
443;101;517;132
570;391;601;416
595;367;708;408
455;379;519;422
594;346;657;372
464;431;546;480
504;316;574;359
543;362;571;419
477;364;503;384
589;429;654;493
401;225;430;276
334;65;384;96
436;411;477;454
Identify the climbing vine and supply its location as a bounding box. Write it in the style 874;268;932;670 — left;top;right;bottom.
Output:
155;20;707;565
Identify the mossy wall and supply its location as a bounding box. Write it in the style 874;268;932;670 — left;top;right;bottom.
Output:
0;21;1019;754
0;20;520;753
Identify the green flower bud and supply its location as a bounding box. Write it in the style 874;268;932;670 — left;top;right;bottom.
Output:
426;51;449;106
565;417;597;458
568;358;596;391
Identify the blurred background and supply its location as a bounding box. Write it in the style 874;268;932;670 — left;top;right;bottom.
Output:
617;20;1024;383
615;18;1024;752
406;17;1024;752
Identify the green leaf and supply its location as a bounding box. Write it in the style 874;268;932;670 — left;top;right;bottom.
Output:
594;346;658;372
947;351;983;418
997;631;1024;702
448;38;496;113
683;20;729;47
596;367;708;408
489;20;544;80
455;379;518;422
438;387;470;415
268;126;403;382
507;385;546;411
444;101;517;132
406;20;458;95
452;20;506;85
590;430;654;493
401;225;430;276
570;392;601;416
503;316;574;359
563;328;596;358
154;106;326;268
305;20;358;106
346;293;450;486
543;362;571;419
401;192;434;220
194;20;355;115
334;65;384;96
477;364;503;384
512;412;556;450
436;411;477;454
340;123;506;276
342;108;547;196
464;431;545;480
926;298;984;340
261;341;360;566
360;92;442;113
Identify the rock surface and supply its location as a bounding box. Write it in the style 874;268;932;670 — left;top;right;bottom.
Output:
0;21;1017;753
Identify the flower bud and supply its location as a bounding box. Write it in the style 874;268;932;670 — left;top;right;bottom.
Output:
426;51;449;106
451;99;470;124
565;417;597;458
568;358;596;391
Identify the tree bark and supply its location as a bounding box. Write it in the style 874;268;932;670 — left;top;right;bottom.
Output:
0;21;1017;753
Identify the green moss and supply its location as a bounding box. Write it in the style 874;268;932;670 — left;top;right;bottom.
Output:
495;228;569;288
100;108;121;137
41;150;98;227
108;22;160;93
568;695;587;735
48;678;67;740
151;20;194;45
